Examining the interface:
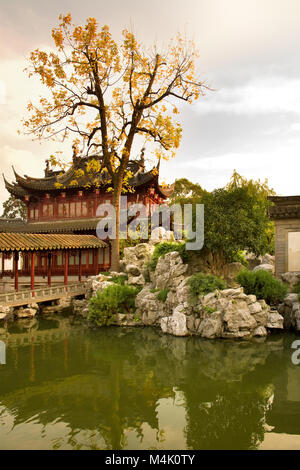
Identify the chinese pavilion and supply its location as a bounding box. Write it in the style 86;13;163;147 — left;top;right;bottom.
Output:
0;153;173;284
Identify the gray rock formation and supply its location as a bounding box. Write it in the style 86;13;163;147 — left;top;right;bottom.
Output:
134;247;283;339
14;303;39;319
261;254;275;266
277;293;300;330
149;227;175;244
160;305;188;336
223;262;244;286
83;239;284;340
123;243;154;285
253;263;275;274
281;272;300;290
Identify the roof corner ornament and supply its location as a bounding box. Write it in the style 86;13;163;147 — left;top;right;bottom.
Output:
156;155;161;171
140;147;145;172
72;143;79;163
44;159;51;177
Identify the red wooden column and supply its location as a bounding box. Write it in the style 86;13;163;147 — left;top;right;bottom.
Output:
31;251;35;296
64;251;69;290
78;250;82;282
93;249;98;275
0;253;4;279
14;251;19;292
47;252;52;287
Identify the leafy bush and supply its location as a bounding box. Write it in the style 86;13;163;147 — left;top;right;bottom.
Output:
292;281;300;294
236;269;288;305
188;272;226;303
157;288;170;302
110;274;128;286
148;242;187;271
231;250;248;267
89;284;140;327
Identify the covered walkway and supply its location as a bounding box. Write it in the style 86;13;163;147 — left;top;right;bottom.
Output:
0;233;108;295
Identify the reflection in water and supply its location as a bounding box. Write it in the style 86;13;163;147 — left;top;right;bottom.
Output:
0;316;299;449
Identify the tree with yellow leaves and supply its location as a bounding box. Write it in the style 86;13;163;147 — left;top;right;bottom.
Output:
23;13;210;270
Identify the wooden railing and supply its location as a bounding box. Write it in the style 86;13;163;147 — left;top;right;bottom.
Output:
0;282;86;307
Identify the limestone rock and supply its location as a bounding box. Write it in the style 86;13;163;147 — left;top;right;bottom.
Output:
281;272;300;288
253;264;275;274
261;254;275;266
154;251;188;290
274;293;299;331
245;252;262;270
284;293;299;306
223;300;257;334
253;309;268;326
160;306;188;337
248;302;263;314
198;311;223;338
246;295;257;305
266;310;284;329
126;264;141;276
0;305;13;321
150;227;175;244
56;296;72;308
253;326;268;337
223;262;244;286
123;243;154;269
127;273;145;286
186;315;196;332
73;299;89;318
85;274;114;298
14;305;38;318
135;286;166;325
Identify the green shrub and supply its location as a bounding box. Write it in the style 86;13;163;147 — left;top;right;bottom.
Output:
231;250;248;267
157;288;170;302
148;242;187;271
236;269;288;305
89;284;140;327
188;272;226;303
109;274;128;286
293;281;300;294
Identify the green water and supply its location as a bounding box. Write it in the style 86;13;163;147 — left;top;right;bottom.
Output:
0;316;300;450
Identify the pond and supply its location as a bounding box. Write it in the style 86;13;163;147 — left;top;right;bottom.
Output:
0;315;300;450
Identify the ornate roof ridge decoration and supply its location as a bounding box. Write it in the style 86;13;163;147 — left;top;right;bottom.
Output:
268;195;300;219
2;174;27;198
5;154;173;198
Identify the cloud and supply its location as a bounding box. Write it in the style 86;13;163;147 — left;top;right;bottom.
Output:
195;78;300;115
0;81;5;105
160;141;300;196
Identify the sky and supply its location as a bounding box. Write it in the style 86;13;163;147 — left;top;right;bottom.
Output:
1;0;300;209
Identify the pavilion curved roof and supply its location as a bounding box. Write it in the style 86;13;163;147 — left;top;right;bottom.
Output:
4;155;173;200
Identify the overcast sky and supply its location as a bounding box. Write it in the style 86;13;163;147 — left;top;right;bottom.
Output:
1;0;300;209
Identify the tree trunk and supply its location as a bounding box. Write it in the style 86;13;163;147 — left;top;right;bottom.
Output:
110;181;122;272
